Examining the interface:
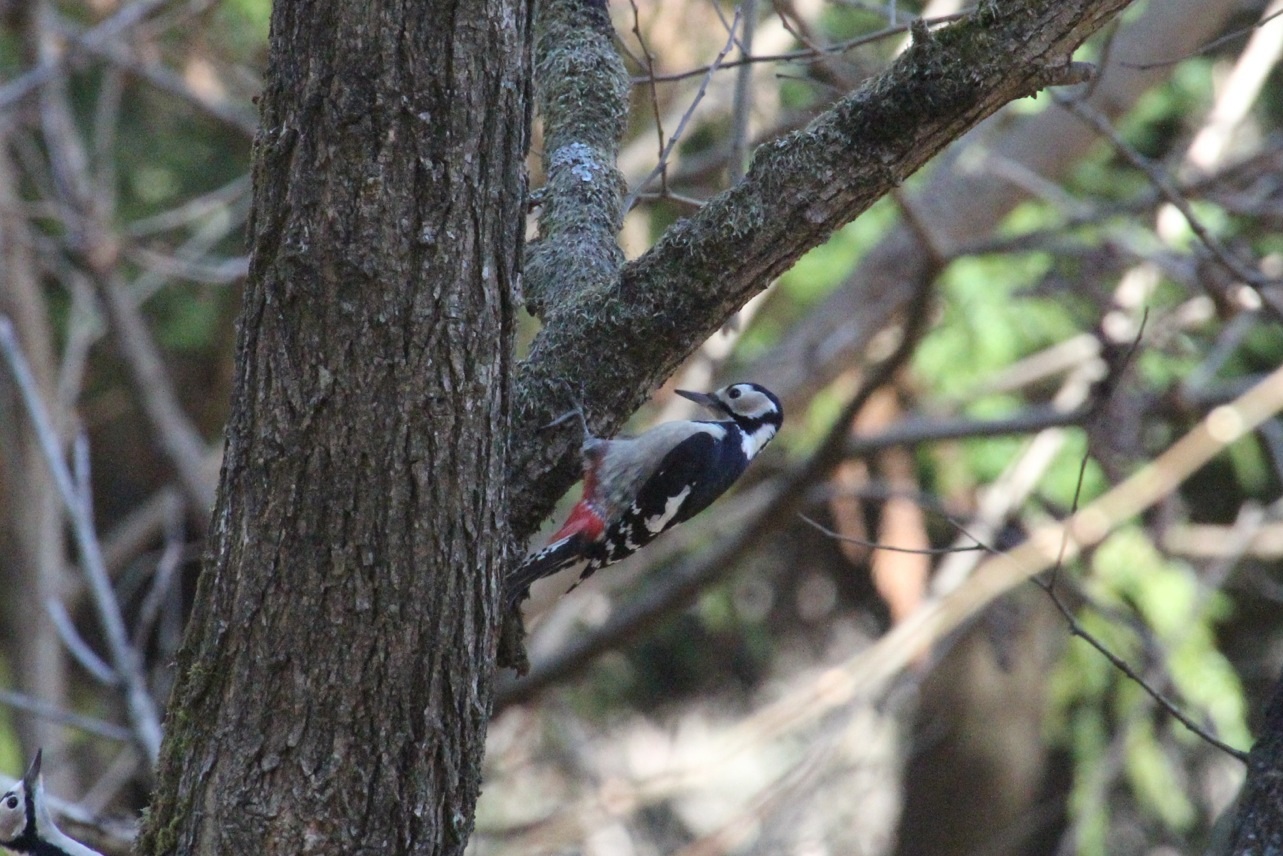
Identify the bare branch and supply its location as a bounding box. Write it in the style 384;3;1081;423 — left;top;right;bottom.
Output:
523;0;631;316
0;317;163;765
0;0;173;111
132;506;186;651
637;10;968;84
45;600;117;685
741;0;1241;428
622;7;743;213
0;689;133;744
1120;3;1283;71
625;0;669;199
798;512;985;555
125;174;251;237
1034;575;1249;762
94;277;218;513
728;359;1283;747
728;0;759;183
1055;94;1281;314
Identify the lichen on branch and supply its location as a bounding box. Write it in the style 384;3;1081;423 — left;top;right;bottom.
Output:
524;0;630;317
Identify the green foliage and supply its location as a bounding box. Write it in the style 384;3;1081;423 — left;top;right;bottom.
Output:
1065;704;1110;855
1124;718;1196;830
0;29;22;78
0;661;19;780
743;196;900;361
149;289;226;352
1039;435;1107;510
116;98;249;224
216;0;272;59
916;253;1069;393
1237;320;1283;374
908;249;1104;496
1121;59;1214;159
1048;526;1249;854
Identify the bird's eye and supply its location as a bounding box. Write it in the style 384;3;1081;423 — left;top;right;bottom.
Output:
728;387;742;399
4;795;17;809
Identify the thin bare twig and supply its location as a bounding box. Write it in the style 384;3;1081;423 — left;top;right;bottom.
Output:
729;0;760;183
125;174;251;237
0;689;133;743
631;190;708;209
798;512;985;555
1120;5;1283;71
1031;312;1248;763
622;6;744;212
0;316;163;765
1055;95;1279;315
27;5;219;515
626;0;669;199
101;487;184;574
845;404;1089;455
95;276;217;513
635;11;967;84
709;361;1283;764
122;245;249;285
1034;575;1249;762
132;505;186;650
47;11;257;137
45;600;116;684
0;0;173;110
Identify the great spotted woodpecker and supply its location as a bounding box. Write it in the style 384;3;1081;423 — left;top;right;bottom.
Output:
507;383;783;606
0;751;102;856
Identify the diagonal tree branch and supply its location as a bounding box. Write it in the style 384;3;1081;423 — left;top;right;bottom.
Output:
743;0;1238;432
509;0;1134;539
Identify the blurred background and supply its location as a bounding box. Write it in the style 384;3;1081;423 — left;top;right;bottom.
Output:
1;1;1281;854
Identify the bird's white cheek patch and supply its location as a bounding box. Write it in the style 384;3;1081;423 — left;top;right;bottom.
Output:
0;807;23;843
646;486;692;533
742;426;776;459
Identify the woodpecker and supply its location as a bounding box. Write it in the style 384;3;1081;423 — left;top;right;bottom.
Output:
0;750;102;856
507;382;783;606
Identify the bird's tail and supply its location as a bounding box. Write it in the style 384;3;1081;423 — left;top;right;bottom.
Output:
505;534;588;608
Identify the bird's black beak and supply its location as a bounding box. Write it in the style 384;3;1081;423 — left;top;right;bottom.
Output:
22;749;41;790
675;389;725;415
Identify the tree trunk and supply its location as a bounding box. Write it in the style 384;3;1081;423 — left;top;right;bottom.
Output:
135;0;528;853
1225;668;1283;855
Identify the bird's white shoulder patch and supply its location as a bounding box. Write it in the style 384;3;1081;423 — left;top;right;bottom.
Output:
645;485;692;533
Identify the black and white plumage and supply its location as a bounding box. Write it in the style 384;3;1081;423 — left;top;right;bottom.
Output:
507;382;783;606
0;751;102;856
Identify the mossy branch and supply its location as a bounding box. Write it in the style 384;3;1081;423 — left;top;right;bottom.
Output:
523;0;629;316
508;0;1134;539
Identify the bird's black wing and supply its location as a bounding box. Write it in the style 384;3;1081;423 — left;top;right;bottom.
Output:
598;429;746;567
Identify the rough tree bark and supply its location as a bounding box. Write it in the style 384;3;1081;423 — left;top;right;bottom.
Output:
134;0;528;853
1225;669;1283;855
